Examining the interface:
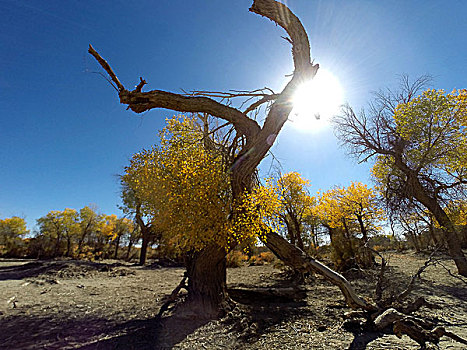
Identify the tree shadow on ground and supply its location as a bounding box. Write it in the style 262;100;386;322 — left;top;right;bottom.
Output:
0;260;128;281
0;313;115;349
106;277;311;349
347;331;382;350
1;311;173;350
0;261;50;280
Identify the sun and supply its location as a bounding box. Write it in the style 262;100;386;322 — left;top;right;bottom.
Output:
290;69;344;132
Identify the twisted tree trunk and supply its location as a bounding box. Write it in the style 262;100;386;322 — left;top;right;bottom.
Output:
185;244;230;317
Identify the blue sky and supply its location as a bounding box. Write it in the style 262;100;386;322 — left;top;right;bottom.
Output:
1;0;466;229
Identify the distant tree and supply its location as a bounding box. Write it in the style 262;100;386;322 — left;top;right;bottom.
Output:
37;210;67;257
273;172;316;251
123;223;141;261
0;216;29;257
120;176;160;265
334;78;467;276
76;206;102;257
437;199;467;248
60;209;79;257
111;217;133;259
315;182;385;269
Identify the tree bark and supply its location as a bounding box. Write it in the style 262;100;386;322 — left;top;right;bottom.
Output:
408;230;421;252
356;215;374;267
139;227;150;265
263;229;375;311
114;235;121;259
291;215;305;250
65;235;72;257
402;169;467;276
126;240;133;261
185;243;230;317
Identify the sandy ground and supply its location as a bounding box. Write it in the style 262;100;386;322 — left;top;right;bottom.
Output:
0;252;465;350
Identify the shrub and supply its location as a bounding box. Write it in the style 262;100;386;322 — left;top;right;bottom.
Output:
226;250;249;268
259;251;275;263
249;251;277;266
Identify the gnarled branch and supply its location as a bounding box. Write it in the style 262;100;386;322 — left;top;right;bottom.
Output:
249;0;316;76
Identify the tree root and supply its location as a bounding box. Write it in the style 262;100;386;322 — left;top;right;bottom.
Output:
156;273;187;318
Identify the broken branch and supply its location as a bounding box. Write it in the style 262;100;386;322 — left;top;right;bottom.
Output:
88;45;125;92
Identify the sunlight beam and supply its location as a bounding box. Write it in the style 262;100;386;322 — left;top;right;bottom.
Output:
290;69;344;132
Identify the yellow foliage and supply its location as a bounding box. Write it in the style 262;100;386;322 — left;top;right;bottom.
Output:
374;89;467;185
315;182;385;235
226;250;249;268
123;115;280;254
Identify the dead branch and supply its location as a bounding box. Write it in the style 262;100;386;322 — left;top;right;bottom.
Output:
434;257;467;285
374;308;431;331
372;307;467;347
263;229;376;311
189;89;275;99
365;245;387;303
228;286;307;303
396;250;438;302
87;46;261;140
244;94;279;114
156;273;188;318
249;0;315;75
398;296;440;314
88;45;124;92
135;77;147;92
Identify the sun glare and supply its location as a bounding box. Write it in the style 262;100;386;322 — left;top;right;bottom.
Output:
290;69;344;132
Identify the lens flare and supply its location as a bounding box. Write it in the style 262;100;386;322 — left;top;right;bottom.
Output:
290;69;344;132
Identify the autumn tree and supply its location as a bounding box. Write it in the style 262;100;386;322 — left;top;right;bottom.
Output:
315;182;385;269
34;207;134;260
90;0;375;314
112;217;133;259
121;167;162;265
76;206;103;257
60;209;79;257
273;172;316;251
123;115;281;312
37;210;68;257
0;217;29;257
335;77;467;276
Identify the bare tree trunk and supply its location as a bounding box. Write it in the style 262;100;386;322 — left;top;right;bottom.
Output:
114;235;121;259
291;215;305;250
382;152;467;276
428;219;440;248
126;241;133;261
408;230;421;252
285;219;296;246
185;243;230;317
356;215;374;267
139;228;150;265
406;174;467;276
53;231;62;257
65;236;72;257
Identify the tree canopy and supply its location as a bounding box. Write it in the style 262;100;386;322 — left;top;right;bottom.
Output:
334;78;467;276
122;115;280;254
